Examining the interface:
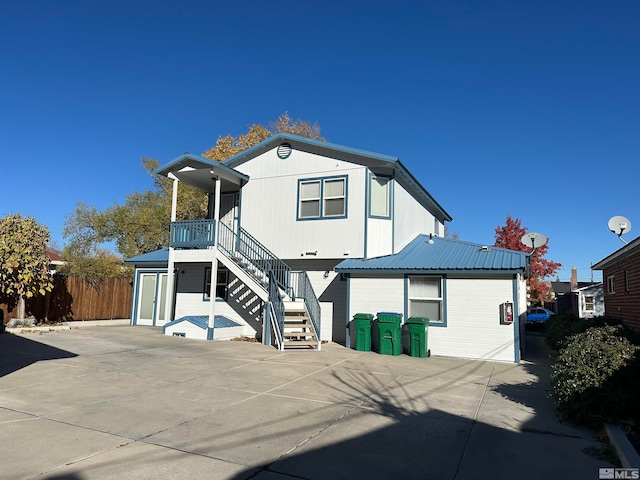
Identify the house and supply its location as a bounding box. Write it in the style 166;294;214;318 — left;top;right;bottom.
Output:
126;133;529;361
550;279;605;319
335;236;529;362
47;251;65;275
592;236;640;333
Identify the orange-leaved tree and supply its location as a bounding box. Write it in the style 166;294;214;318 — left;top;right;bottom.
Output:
494;215;561;304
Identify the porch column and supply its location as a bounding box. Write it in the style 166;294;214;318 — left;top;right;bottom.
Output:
165;174;179;324
208;176;222;339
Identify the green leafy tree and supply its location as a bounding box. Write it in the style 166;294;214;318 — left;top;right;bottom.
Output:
494;215;561;304
63;113;326;267
0;214;54;319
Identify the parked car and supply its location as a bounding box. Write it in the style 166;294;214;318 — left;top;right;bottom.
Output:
526;307;554;324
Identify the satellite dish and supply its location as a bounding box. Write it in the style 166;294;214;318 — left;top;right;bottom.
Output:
520;232;547;251
608;216;631;244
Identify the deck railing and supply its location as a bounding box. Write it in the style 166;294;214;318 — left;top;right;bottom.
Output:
170;219;216;249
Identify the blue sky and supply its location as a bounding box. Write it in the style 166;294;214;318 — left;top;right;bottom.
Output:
2;1;638;281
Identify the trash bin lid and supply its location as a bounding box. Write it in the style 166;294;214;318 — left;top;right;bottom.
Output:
353;313;374;320
407;317;428;325
377;312;402;323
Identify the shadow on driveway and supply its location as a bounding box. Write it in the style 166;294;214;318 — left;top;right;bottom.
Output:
0;332;77;377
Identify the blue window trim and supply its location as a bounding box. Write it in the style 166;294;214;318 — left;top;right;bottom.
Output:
296;175;348;221
367;173;393;220
404;274;447;327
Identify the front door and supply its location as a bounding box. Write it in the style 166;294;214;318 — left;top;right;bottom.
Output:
220;193;239;232
135;271;168;326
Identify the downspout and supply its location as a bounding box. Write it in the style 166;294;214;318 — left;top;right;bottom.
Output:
208;176;221;340
513;273;522;362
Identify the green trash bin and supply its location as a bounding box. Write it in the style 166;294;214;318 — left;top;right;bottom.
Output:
403;317;430;358
353;313;374;351
377;312;402;356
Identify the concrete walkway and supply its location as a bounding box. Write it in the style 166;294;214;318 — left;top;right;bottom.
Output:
0;326;614;480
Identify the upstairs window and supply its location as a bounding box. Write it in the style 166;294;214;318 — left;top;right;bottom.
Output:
369;175;391;218
298;176;347;220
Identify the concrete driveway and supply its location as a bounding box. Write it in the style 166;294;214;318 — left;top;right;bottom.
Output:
0;325;612;480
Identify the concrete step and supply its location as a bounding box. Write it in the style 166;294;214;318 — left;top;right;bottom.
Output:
283;339;318;349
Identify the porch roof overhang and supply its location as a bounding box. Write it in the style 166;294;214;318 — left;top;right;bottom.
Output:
335;235;530;276
155;153;249;193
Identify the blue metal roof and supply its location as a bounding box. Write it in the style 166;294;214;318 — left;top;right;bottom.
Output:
125;248;169;265
335;235;529;274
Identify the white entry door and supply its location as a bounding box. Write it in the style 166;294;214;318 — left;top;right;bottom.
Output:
136;272;168;326
220;193;239;232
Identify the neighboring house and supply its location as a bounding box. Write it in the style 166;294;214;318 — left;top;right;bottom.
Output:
592;236;640;333
47;251;65;275
574;283;605;319
550;280;604;319
126;133;529;361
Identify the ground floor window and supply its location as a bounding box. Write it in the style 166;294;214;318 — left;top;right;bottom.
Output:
204;267;228;300
607;275;615;294
584;295;594;312
408;276;443;324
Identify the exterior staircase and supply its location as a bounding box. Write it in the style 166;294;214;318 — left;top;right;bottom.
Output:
282;301;320;349
171;219;321;351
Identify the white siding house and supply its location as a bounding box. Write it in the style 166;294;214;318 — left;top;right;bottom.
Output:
126;133;528;361
335;236;529;362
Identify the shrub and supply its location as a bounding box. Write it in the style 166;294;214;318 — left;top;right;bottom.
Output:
545;313;580;350
545;314;625;351
550;325;640;427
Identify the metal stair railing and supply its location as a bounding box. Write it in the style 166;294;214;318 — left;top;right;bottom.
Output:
267;270;285;351
289;271;321;348
217;222;291;292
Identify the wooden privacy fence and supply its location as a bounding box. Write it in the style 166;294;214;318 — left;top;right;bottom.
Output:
1;275;133;323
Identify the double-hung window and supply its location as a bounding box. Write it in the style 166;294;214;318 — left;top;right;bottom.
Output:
408;276;444;324
607;275;615;294
369;175;390;218
298;176;347;219
584;295;594;312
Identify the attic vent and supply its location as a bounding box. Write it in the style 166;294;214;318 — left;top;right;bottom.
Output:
277;143;292;159
480;246;491;252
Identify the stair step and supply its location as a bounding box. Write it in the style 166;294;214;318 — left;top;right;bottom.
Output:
283;332;316;339
284;315;309;320
283;340;318;349
284;321;311;328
